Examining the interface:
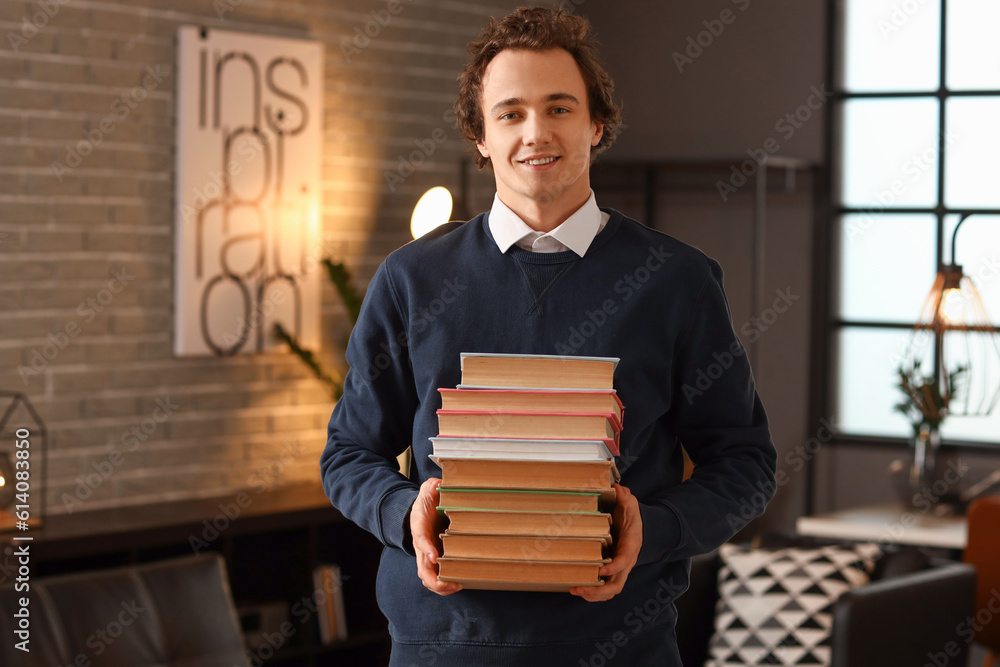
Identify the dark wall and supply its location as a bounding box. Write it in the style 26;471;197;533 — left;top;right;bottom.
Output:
582;0;829;532
583;0;828;162
584;0;1000;539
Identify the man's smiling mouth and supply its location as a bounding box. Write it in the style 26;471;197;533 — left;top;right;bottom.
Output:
520;156;559;166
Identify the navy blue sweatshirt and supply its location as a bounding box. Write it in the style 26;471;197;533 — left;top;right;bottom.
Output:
320;209;776;666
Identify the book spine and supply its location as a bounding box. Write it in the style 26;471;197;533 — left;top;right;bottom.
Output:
312;564;347;643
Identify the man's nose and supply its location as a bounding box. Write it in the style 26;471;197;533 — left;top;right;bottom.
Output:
522;112;553;146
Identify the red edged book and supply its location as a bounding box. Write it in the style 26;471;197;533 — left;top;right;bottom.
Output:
438;388;624;425
435;410;621;456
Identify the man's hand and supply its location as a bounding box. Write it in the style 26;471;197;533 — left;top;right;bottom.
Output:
411;477;463;596
571;483;642;602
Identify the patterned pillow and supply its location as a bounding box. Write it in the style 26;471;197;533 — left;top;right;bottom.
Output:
706;542;880;666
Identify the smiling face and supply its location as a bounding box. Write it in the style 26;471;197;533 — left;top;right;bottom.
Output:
476;48;604;231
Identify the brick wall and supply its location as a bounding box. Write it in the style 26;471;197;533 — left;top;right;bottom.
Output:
0;0;518;515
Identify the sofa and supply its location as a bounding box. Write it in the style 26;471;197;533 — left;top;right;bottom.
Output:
0;553;249;667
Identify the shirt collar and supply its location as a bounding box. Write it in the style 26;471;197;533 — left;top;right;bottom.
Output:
488;191;604;257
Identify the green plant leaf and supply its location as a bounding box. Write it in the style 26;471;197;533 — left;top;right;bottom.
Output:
894;358;967;434
274;322;343;400
323;258;363;324
273;257;365;402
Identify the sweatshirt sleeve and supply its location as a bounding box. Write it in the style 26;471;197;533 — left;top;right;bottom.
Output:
320;258;420;553
635;258;777;566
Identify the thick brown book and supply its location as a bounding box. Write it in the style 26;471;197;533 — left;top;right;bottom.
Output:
441;508;612;538
435;410;620;455
434;457;618;491
440;532;610;561
438;388;624;423
459;353;618;391
437;556;607;592
437;487;601;512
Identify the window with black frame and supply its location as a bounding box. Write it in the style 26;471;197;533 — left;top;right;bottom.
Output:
831;0;1000;445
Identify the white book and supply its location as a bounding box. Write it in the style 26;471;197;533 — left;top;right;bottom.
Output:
429;437;613;461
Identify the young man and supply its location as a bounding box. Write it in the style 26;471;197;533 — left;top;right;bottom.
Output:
321;7;776;666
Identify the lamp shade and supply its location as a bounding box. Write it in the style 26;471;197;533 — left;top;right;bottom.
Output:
410;187;453;239
906;263;1000;417
0;392;47;531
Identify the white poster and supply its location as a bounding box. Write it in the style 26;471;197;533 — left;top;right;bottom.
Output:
174;26;323;356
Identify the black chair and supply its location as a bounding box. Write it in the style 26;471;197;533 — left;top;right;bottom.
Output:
0;553;249;667
675;540;977;667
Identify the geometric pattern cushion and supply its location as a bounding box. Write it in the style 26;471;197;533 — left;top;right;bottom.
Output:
706;542;881;666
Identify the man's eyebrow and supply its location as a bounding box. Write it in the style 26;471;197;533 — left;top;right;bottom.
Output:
489;93;582;116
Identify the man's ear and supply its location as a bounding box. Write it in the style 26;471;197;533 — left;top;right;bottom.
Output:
476;138;489;158
591;122;604;147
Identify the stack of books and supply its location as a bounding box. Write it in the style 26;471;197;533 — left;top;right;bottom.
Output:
432;352;623;592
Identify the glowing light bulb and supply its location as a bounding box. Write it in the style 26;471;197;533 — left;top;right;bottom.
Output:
0;453;14;509
410;187;453;239
940;287;964;324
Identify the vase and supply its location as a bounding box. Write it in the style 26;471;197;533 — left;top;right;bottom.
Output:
909;426;941;492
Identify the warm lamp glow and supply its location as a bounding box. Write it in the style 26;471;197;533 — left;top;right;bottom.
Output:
907;261;1000;418
410;187;453;239
940;288;965;324
0;452;14;510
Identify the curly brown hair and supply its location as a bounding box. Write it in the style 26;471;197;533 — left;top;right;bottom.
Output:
454;6;622;170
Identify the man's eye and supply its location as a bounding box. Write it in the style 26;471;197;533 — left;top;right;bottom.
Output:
499;112;518;121
552;107;569;114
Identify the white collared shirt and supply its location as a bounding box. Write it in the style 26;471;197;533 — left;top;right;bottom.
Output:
487;190;610;257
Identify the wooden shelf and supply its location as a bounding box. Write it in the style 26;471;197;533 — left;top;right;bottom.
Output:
2;482;337;544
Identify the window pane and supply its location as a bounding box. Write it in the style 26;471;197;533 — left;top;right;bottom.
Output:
839;98;940;208
838;214;938;323
842;0;940;92
947;2;1000;90
941;406;1000;443
944;97;1000;208
836;327;927;437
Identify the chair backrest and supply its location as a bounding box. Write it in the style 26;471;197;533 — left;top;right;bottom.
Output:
964;494;1000;652
0;553;249;667
675;550;721;667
